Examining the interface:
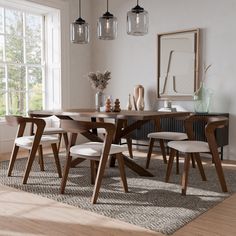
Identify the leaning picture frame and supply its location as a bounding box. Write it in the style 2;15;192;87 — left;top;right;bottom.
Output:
157;29;200;100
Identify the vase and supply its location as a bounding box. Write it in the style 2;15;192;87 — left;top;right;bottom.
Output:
137;87;145;111
95;91;104;111
126;94;132;110
194;83;212;113
133;85;143;110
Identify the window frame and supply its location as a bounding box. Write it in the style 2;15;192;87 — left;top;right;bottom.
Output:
0;0;66;118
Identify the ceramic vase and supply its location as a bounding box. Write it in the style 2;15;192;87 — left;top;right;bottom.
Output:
95;91;104;111
137;87;145;111
194;83;212;113
126;94;132;110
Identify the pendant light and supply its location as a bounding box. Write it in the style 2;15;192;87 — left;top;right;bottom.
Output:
127;0;149;36
97;0;117;40
71;0;89;44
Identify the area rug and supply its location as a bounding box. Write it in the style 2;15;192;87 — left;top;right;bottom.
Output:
0;153;236;235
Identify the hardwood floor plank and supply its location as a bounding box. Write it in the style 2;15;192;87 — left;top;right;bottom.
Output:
0;185;161;236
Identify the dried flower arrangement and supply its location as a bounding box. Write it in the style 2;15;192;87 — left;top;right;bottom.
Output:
87;71;111;92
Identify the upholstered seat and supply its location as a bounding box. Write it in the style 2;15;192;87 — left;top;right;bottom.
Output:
168;140;210;153
43;127;66;135
70;142;127;157
15;135;59;149
148;132;187;141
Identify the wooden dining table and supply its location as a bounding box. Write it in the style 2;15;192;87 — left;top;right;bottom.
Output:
29;109;190;177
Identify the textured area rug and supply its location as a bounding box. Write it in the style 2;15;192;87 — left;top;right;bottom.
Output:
0;153;236;235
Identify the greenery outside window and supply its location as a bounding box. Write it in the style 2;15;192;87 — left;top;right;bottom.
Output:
0;1;61;117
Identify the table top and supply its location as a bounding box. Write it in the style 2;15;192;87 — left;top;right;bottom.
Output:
29;109;190;120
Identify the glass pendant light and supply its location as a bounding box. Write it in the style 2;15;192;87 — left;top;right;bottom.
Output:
97;0;117;40
127;0;149;36
71;0;89;44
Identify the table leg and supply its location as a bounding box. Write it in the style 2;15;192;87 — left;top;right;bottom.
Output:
109;119;154;177
122;154;154;177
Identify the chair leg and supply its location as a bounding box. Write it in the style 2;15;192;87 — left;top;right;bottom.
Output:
38;145;44;171
51;143;62;178
90;160;96;185
191;153;196;168
116;153;128;193
165;148;176;182
60;155;72;194
7;145;19;177
159;139;167;164
176;151;179;175
181;154;191;195
23;147;38;184
194;153;207;181
126;137;133;158
91;154;109;204
57;133;63;153
63;132;69;151
146;138;155;169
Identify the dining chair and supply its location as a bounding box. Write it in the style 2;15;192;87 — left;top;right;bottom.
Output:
60;119;128;204
166;115;229;195
146;116;189;174
5;115;62;184
38;125;68;171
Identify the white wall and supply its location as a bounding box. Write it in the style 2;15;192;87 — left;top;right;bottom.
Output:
90;0;236;160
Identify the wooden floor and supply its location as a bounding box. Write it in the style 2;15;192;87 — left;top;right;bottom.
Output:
1;150;236;236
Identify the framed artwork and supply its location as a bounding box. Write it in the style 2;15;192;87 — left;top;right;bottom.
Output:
157;29;200;100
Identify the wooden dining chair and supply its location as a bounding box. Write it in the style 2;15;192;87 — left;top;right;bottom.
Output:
5;115;62;184
146;116;189;174
166;115;228;195
37;126;68;171
60;119;128;204
29;116;69;170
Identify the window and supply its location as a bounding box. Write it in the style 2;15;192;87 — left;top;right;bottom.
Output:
0;0;61;117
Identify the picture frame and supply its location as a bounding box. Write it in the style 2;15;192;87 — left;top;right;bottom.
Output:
157;29;200;100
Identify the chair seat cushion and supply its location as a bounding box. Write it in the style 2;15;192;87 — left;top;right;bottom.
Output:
168;140;210;153
70;142;127;157
15;135;59;149
43;127;66;135
148;132;188;141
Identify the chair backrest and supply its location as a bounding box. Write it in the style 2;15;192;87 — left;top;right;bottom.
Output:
184;115;228;141
5;115;46;139
60;119;116;157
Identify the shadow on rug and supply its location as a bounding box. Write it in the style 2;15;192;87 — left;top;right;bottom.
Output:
0;154;235;235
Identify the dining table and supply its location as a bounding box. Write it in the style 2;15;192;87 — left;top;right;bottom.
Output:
28;109;190;177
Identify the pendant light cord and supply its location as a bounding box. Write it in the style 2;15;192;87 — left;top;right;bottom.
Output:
79;0;81;17
107;0;109;12
137;0;139;5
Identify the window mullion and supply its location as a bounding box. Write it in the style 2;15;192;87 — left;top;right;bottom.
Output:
22;12;28;115
41;16;45;109
3;8;9;115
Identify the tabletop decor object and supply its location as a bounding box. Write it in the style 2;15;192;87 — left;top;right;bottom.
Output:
105;97;112;112
126;94;132;110
113;99;121;112
88;71;111;111
133;85;145;111
193;65;212;113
